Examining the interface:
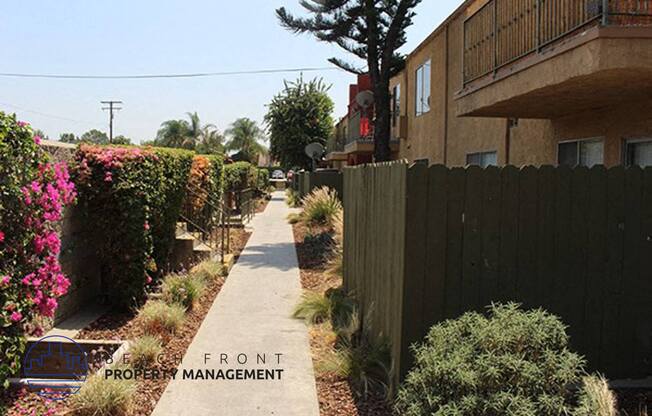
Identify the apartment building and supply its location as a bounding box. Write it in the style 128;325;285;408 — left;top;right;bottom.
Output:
365;0;652;168
326;74;400;167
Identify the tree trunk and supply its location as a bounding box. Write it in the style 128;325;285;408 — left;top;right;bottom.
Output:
373;75;392;162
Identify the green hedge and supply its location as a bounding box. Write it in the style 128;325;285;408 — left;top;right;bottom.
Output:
73;145;194;309
223;161;257;193
256;168;270;192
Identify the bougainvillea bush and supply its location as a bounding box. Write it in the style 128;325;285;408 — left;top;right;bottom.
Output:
0;112;76;387
72;145;193;310
184;155;224;229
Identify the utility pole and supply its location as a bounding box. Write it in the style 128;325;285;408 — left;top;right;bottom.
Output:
101;100;123;143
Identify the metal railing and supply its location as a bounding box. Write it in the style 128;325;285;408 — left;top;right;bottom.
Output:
236;188;256;224
180;186;232;263
463;0;652;85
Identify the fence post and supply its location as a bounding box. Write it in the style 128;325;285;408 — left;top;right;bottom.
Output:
536;0;541;51
493;0;498;76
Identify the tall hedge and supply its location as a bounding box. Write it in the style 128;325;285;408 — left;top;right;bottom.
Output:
256;168;270;192
72;145;193;309
223;161;257;193
0;113;76;387
184;154;224;228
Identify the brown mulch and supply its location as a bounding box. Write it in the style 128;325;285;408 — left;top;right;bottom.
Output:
292;221;340;294
1;228;253;416
291;219;393;416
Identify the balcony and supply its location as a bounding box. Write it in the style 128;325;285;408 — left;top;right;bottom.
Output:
457;0;652;118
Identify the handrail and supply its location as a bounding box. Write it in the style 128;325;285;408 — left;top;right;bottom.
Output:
463;0;652;85
182;185;232;263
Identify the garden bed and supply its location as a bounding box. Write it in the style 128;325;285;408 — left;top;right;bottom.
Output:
1;228;252;416
291;222;392;416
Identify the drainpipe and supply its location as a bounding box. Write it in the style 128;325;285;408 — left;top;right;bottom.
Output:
443;24;450;166
504;118;512;165
602;0;609;26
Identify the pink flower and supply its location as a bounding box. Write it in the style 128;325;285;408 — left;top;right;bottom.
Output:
144;222;150;231
34;135;42;145
146;275;153;284
10;311;23;322
17;121;28;127
0;230;4;243
0;275;10;286
104;172;113;182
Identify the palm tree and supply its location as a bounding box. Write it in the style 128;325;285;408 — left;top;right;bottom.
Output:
196;126;224;155
186;112;216;149
156;119;192;148
225;118;267;163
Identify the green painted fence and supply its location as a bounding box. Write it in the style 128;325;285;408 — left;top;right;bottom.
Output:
295;170;344;199
343;161;652;385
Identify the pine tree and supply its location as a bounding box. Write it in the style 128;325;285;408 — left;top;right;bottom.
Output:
276;0;422;162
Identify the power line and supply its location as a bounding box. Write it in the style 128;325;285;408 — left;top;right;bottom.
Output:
0;100;104;127
0;66;340;80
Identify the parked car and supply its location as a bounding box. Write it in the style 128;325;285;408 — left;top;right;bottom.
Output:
272;170;285;179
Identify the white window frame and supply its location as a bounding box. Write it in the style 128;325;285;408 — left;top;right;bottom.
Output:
557;138;605;168
415;59;431;117
623;137;652;167
392;84;401;127
466;151;498;168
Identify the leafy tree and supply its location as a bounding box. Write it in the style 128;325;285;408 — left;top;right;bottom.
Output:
112;135;132;145
80;129;109;144
60;133;79;143
276;0;422;162
225;118;266;163
265;77;334;170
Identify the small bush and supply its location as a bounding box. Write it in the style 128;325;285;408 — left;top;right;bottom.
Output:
161;273;206;310
293;292;331;324
128;335;162;368
138;301;185;335
190;260;223;281
286;188;301;207
287;212;303;224
395;303;586;416
574;375;618;416
319;336;391;398
302;187;342;226
326;210;343;276
71;370;136;416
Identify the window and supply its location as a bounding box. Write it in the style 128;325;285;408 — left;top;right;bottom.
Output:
415;60;431;116
392;84;401;127
558;139;604;167
466;151;497;168
624;139;652;167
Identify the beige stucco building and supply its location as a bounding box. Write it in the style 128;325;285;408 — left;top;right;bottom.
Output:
388;0;652;168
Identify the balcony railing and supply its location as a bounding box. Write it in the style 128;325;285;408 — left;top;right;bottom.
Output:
463;0;652;85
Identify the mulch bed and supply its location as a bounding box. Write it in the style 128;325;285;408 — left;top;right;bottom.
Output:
291;220;393;416
1;229;252;416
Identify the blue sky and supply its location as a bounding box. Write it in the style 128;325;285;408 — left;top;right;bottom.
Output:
0;0;460;143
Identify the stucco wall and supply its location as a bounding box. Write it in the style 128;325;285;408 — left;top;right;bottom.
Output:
395;8;652;168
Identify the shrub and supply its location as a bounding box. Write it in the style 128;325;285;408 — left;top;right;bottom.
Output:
71;370;136;416
190;259;224;281
256;168;270;192
138;301;185;335
293;292;331;324
72;145;193;309
326;210;343;276
285;188;301;207
287;213;302;224
395;303;586;416
302;187;342;226
223;161;257;193
183;155;224;231
574;375;618;416
0;113;76;387
128;335;163;368
161;273;206;310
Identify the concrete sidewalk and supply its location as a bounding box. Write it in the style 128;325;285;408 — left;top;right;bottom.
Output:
152;192;319;416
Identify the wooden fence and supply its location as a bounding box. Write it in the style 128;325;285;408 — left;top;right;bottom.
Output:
343;162;652;384
295;170;344;199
